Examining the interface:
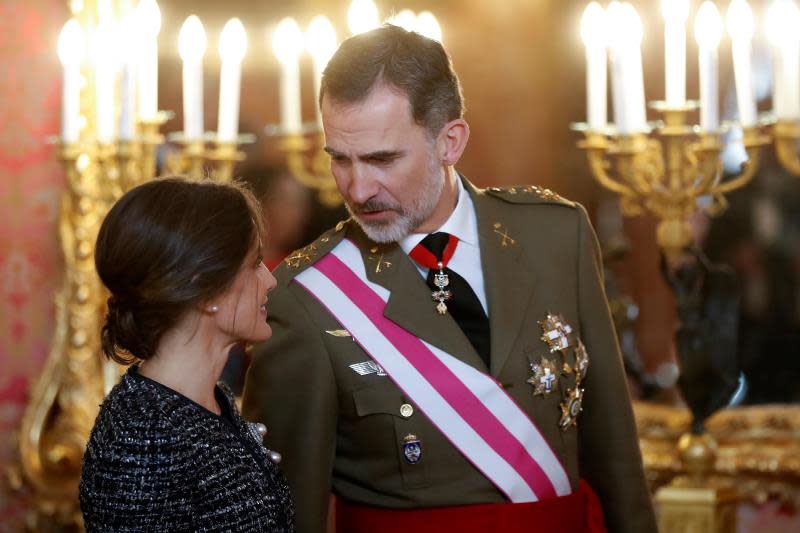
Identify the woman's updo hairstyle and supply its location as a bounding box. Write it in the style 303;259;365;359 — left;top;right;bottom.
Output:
95;176;264;365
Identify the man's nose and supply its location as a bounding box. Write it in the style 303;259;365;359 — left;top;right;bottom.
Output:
348;166;379;205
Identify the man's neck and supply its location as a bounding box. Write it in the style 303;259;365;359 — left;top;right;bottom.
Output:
414;167;459;235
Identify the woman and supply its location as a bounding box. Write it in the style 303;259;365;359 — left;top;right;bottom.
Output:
79;177;294;531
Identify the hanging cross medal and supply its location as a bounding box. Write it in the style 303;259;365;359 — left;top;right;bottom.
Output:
432;261;452;314
409;233;460;316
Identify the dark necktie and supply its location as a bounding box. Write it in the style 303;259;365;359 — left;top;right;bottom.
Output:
410;232;491;368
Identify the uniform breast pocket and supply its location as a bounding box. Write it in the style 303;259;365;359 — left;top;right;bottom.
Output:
350;386;430;489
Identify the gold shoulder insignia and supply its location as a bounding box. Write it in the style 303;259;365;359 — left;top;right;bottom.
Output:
486;185;574;207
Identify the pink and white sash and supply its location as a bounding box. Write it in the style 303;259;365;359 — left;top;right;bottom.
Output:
295;239;571;502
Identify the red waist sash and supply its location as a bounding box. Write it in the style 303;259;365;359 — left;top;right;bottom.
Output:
335;480;607;533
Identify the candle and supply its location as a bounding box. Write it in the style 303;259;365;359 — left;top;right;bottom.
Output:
348;0;379;36
92;23;116;144
388;9;417;32
119;16;137;141
306;16;337;129
415;12;443;43
727;0;758;127
695;2;723;132
272;18;304;135
766;0;800;120
580;2;608;131
134;0;161;122
218;18;247;143
178;15;207;141
608;2;647;134
57;20;83;144
662;0;689;106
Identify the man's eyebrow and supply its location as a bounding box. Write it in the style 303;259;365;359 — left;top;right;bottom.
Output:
323;147;405;160
359;150;405;160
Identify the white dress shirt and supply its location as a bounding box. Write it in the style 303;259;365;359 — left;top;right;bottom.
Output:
399;179;488;314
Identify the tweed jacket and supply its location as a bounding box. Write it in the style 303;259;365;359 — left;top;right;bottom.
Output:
80;368;295;532
242;178;657;533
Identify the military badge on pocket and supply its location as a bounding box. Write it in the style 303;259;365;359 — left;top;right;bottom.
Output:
402;434;423;464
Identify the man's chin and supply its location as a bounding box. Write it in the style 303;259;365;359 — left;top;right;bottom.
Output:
354;215;410;244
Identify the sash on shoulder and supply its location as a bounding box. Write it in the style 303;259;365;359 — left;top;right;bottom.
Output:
295;239;571;502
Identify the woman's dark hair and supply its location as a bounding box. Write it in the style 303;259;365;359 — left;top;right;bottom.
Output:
320;24;464;138
95;176;263;365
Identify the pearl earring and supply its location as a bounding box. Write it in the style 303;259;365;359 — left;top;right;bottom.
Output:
209;305;219;313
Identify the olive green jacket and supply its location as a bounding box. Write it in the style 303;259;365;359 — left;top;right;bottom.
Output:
242;179;657;533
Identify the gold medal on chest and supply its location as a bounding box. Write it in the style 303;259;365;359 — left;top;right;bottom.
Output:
527;357;559;397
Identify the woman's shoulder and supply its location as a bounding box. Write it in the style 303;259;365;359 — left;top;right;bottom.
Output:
86;373;198;454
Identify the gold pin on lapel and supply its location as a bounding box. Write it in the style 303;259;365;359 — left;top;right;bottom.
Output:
284;244;318;268
492;222;516;247
367;246;392;273
325;329;352;338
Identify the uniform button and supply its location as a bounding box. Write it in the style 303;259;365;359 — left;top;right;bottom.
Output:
400;403;414;418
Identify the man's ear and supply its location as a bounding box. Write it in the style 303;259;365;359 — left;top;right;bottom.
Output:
438;118;470;166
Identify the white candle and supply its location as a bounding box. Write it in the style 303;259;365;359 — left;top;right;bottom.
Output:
695;2;723;132
766;0;800;120
415;11;443;43
662;0;689;106
179;15;207;141
727;0;758;127
119;16;137;141
608;2;647;134
581;2;608;131
272;18;304;135
217;18;247;143
134;0;161;122
348;0;379;36
92;23;116;144
57;20;83;144
388;9;417;32
307;16;337;129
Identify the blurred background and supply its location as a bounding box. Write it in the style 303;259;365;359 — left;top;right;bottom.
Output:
2;0;800;530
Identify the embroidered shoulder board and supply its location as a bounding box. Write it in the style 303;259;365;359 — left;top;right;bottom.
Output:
485;185;575;207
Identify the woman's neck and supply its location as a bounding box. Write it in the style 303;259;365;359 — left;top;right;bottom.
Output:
138;320;234;415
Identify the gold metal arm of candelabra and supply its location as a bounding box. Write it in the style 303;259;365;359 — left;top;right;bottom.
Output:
276;131;341;208
576;102;769;264
772;120;800;176
165;133;251;182
12;143;120;528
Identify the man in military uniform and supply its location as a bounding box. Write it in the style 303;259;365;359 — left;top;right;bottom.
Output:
243;25;657;533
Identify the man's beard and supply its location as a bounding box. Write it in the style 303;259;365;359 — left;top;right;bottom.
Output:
346;158;444;243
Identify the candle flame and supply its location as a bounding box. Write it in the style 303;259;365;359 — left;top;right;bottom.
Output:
57;19;84;66
179;15;207;63
580;2;607;47
695;1;723;49
387;9;417;32
135;0;161;38
307;16;337;64
219;18;247;62
272;17;304;64
348;0;379;36
415;11;442;42
766;0;800;47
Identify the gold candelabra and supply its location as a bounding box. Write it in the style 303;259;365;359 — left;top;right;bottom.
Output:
11;123;250;529
772;119;800;176
266;125;341;207
164;133;251;182
576;102;769;264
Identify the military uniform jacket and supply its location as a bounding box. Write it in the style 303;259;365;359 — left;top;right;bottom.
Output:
242;178;657;533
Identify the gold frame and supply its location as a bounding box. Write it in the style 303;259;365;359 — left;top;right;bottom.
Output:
634;401;800;507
